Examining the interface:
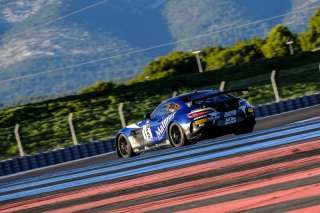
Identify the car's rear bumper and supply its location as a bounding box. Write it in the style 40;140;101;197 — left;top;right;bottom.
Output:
185;108;255;141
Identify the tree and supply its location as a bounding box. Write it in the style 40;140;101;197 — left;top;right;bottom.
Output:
299;8;320;51
204;38;264;70
299;31;313;51
131;51;201;83
261;24;300;58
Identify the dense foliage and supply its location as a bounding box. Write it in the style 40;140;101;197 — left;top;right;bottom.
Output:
299;8;320;51
129;52;200;83
203;38;264;70
80;81;117;95
261;24;300;58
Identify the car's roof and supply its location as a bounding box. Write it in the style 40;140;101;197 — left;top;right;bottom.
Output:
169;90;220;102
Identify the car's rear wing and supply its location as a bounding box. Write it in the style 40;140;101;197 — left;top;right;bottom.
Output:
190;88;248;102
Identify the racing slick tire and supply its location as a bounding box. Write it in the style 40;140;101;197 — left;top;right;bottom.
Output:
116;134;137;158
234;120;255;135
169;122;187;147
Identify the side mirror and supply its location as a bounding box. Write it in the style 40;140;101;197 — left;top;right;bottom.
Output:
144;112;151;120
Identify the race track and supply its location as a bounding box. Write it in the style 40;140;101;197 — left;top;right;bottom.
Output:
0;105;319;212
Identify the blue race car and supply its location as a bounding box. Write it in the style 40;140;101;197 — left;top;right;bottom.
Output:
115;89;256;158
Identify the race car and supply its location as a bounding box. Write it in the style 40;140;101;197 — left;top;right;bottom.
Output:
115;89;256;158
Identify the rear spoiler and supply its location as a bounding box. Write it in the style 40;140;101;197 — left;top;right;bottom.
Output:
190;88;248;102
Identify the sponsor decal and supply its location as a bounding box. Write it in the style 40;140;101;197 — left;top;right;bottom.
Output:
224;110;237;117
174;104;180;109
156;112;176;139
195;118;208;125
225;117;236;125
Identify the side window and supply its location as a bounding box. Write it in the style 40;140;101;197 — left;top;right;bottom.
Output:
151;106;160;118
151;103;171;118
158;104;169;117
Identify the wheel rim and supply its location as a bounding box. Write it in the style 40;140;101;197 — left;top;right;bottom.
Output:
171;125;181;145
118;136;129;156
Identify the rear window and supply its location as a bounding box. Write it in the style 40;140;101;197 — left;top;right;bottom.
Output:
194;94;230;106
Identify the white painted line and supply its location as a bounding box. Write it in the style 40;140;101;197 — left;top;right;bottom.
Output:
295;116;320;123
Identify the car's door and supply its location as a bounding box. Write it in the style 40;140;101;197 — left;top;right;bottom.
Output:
149;102;172;144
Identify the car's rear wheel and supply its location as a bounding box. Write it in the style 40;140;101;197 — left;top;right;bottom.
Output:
169;122;186;147
117;134;135;158
234;122;255;135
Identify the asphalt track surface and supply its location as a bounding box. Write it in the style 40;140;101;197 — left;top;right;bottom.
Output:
0;104;319;212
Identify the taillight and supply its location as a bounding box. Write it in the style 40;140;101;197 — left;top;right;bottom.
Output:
187;109;214;118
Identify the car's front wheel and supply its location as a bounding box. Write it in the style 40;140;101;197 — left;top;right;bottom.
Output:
117;134;136;158
169;122;186;147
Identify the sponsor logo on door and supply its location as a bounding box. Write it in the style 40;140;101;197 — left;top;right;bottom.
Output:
156;112;176;139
